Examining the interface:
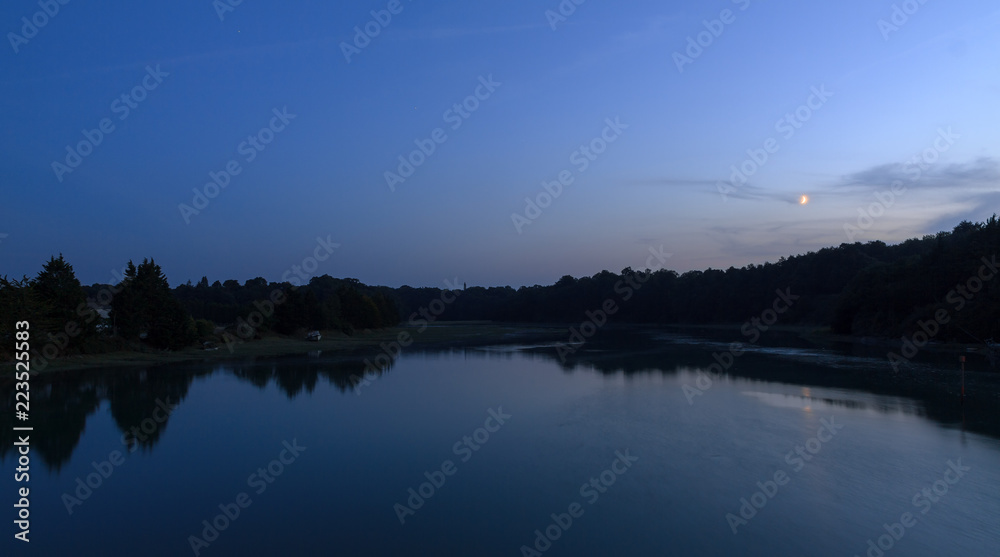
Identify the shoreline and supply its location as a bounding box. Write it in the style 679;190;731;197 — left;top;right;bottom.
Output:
5;321;994;376
659;322;993;353
4;322;571;376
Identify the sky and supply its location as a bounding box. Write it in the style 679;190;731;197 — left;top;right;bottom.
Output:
2;0;999;288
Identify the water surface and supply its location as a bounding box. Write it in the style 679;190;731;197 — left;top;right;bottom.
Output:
3;331;999;556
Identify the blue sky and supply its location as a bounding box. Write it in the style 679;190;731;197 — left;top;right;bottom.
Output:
2;0;999;287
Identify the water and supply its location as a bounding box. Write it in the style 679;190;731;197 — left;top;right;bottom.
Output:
3;331;999;556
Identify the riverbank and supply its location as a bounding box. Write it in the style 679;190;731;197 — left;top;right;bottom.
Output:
4;322;571;376
6;321;994;376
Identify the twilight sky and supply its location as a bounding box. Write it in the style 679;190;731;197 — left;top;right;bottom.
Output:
2;0;999;288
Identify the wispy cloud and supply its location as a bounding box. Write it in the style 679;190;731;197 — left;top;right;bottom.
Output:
646;156;999;209
636;177;807;204
922;191;1000;230
839;157;1000;191
719;184;805;204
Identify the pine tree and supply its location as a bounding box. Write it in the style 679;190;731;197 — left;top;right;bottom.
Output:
33;255;96;346
111;259;196;349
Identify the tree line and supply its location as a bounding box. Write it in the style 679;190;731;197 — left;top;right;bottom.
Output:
0;257;400;364
4;217;1000;364
397;216;1000;343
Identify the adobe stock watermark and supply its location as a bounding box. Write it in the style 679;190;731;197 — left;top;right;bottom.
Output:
878;0;932;41
277;235;340;286
179;107;296;224
213;0;245;22
672;0;751;72
851;459;969;557
544;0;587;31
384;75;501;192
340;0;412;63
187;439;307;555
887;256;997;371
222;235;339;351
61;397;179;515
683;287;799;403
51;65;170;183
717;85;833;201
726;417;843;534
350;278;462;394
555;246;671;362
394;406;511;525
844;182;908;242
7;0;71;54
518;450;639;556
844;127;959;242
511;117;628;233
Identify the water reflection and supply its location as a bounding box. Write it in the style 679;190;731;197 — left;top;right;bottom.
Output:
2;330;997;471
108;368;192;453
0;349;393;471
8;378;101;472
508;329;999;440
741;390;925;417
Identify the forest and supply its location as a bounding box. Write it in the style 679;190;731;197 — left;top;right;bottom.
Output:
3;216;1000;364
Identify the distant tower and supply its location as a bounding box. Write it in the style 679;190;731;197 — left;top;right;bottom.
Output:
463;282;467;291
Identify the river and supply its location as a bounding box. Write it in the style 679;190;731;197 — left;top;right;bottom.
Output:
3;329;999;556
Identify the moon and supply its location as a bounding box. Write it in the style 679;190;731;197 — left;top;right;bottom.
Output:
799;195;809;205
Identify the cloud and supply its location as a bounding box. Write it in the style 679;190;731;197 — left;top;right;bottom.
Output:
921;190;1000;233
839;157;1000;192
720;157;1000;205
718;184;804;204
644;156;999;211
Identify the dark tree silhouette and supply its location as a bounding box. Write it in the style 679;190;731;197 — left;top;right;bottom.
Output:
111;259;196;349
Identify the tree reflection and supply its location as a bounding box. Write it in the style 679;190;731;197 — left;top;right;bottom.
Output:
1;376;101;472
108;368;194;453
0;348;396;469
4;332;995;472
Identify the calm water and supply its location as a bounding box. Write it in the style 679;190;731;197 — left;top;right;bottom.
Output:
3;330;1000;556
